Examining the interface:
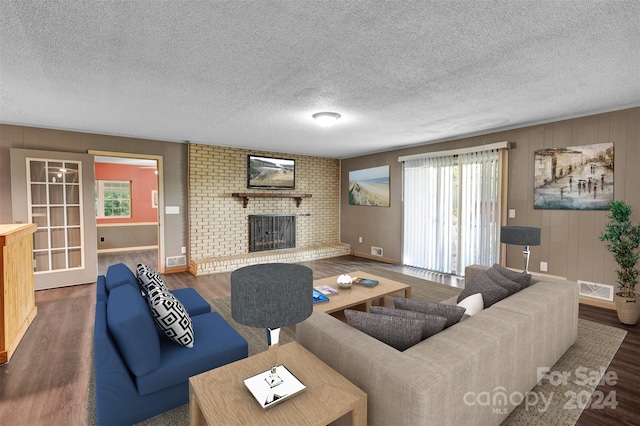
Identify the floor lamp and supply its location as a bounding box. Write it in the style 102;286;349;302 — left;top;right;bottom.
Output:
231;263;313;409
500;226;541;273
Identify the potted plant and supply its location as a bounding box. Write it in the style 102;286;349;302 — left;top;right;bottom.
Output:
600;200;640;325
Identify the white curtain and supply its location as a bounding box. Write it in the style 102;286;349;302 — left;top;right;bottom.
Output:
403;149;502;275
403;155;456;273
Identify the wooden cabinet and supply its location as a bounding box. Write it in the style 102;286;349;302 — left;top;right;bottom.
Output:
0;223;38;364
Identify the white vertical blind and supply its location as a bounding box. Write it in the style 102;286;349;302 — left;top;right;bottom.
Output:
402;148;502;276
403;155;456;273
458;150;501;272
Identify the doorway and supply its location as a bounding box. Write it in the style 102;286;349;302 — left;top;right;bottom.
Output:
93;154;162;276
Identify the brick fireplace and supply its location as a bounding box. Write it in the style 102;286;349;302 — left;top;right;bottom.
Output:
188;144;350;275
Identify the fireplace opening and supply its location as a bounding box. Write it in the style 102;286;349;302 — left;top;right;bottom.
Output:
248;214;296;252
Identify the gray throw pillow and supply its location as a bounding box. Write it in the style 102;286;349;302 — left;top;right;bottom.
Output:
491;263;532;288
345;309;423;351
393;298;466;328
486;267;521;296
457;271;509;307
371;306;447;340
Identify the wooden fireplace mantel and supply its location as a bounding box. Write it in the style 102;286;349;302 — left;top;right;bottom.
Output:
231;192;312;208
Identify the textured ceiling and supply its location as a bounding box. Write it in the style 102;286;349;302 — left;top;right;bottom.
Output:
1;1;639;159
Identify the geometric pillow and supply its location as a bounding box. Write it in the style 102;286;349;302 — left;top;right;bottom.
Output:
344;309;423;351
456;271;509;307
393;298;466;329
147;290;194;348
485;267;521;296
370;306;447;340
136;263;169;299
490;263;532;288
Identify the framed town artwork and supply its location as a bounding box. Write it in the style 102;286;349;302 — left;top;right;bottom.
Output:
533;142;614;210
348;165;390;207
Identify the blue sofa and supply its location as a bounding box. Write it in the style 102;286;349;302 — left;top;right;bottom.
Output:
94;263;248;425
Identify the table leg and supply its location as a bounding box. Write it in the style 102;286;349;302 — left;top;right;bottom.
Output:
189;383;206;426
351;396;367;426
405;287;412;299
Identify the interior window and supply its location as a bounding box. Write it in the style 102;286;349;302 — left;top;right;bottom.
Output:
96;180;131;218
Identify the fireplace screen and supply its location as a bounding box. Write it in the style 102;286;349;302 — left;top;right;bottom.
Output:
248;214;296;252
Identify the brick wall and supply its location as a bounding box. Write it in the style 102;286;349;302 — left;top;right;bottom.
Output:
188;144;341;269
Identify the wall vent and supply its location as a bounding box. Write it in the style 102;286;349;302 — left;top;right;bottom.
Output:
166;255;187;267
371;246;383;257
578;280;614;302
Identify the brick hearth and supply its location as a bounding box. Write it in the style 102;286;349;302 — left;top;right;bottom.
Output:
190;243;351;275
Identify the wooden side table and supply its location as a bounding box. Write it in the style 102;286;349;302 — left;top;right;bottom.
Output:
189;341;367;425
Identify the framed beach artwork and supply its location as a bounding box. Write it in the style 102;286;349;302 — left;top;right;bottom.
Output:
533;142;614;210
348;165;390;207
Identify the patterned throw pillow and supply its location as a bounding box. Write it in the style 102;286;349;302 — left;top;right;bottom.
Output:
148;290;194;348
345;309;423;351
136;263;169;298
394;298;466;328
371;306;447;340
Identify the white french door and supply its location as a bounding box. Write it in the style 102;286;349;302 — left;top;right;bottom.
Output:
402;147;504;276
28;159;84;273
10;148;97;289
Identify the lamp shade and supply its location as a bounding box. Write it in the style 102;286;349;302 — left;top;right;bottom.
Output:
231;263;313;329
500;226;541;246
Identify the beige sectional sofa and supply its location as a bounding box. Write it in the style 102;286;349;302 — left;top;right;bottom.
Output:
296;264;579;426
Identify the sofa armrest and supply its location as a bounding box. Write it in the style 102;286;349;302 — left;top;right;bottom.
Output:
464;264;489;284
297;311;447;425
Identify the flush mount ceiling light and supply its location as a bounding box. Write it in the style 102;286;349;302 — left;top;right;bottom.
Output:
312;112;341;128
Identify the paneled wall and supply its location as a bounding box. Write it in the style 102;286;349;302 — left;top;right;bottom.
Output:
0;124;188;270
188;144;340;263
341;107;640;285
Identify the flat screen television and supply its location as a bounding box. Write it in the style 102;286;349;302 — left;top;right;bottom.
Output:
247;155;295;189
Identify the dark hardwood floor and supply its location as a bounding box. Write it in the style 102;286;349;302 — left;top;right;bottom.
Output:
0;253;637;425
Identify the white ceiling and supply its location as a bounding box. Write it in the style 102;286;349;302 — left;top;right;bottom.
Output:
1;1;638;159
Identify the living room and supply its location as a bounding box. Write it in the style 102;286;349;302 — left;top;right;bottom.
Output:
1;1;639;425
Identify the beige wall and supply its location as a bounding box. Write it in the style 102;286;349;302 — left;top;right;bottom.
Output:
341;107;640;285
188;144;340;262
0;124;188;268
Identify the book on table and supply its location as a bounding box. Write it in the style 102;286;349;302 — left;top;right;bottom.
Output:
352;277;379;287
312;289;329;303
314;285;338;295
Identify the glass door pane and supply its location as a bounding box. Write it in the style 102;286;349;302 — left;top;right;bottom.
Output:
28;159;84;273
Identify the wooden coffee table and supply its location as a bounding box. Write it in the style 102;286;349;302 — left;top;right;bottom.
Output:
313;271;412;316
189;341;367;425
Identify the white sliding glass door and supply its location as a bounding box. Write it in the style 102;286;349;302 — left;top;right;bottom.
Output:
402;147;504;276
